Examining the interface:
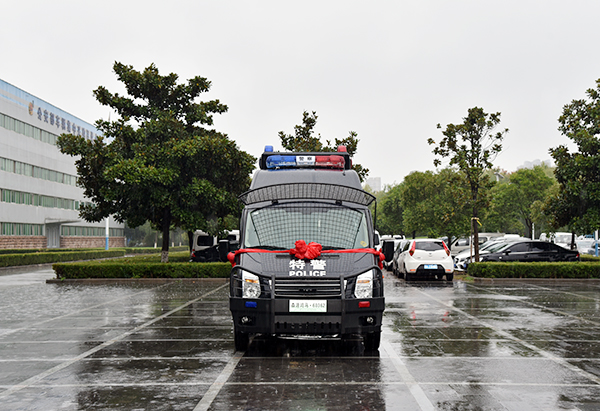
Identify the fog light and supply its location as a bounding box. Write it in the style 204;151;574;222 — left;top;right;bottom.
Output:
366;316;374;324
241;316;250;324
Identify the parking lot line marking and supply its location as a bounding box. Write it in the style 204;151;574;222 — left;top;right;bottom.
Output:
0;282;229;399
521;282;600;303
0;284;174;338
5;381;599;389
193;350;244;411
467;283;600;327
414;287;600;386
381;341;436;411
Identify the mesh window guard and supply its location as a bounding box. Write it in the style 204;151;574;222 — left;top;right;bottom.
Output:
245;203;369;250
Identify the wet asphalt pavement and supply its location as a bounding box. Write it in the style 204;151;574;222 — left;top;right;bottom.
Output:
1;266;600;410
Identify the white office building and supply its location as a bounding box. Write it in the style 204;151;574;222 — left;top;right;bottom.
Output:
0;79;125;249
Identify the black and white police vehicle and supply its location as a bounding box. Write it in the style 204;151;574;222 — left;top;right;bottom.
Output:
228;145;384;351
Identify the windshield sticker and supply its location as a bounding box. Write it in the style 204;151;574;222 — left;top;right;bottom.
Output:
289;259;327;276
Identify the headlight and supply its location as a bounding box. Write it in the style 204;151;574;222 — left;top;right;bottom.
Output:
242;271;261;299
355;270;373;299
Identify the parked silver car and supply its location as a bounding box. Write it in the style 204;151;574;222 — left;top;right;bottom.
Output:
454;236;525;271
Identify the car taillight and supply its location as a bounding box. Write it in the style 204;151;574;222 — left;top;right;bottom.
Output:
409;241;416;256
442;241;450;256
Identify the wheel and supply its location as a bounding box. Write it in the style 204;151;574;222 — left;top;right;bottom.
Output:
446;273;454;281
234;328;249;351
363;331;381;351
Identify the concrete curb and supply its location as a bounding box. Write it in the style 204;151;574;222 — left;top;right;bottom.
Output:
46;277;229;285
472;277;600;284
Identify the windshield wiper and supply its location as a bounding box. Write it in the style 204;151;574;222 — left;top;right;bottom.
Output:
321;246;345;250
250;245;287;250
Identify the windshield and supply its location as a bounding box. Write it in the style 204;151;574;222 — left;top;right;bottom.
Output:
415;241;444;251
244;204;370;250
488;242;514;253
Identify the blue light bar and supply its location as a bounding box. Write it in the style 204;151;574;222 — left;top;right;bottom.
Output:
245;301;258;308
264;145;273;152
266;155;297;168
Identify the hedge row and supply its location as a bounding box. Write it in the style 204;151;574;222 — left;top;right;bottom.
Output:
52;261;231;279
0;250;126;268
468;261;600;279
0;247;190;268
0;248;101;255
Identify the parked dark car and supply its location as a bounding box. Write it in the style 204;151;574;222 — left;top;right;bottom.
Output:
480;240;580;263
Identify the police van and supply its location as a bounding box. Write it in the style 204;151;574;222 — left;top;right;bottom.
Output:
228;145;384;351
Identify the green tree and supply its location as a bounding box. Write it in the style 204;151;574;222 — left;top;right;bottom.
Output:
57;62;256;262
278;111;369;182
376;184;404;236
547;78;600;236
428;107;507;260
489;166;555;238
399;169;470;244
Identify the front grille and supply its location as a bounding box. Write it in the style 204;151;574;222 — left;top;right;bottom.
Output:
274;278;342;298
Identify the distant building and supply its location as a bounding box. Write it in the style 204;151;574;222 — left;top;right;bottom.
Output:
364;177;381;193
0;79;124;249
518;159;554;169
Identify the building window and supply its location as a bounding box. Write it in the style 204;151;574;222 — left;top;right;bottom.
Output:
0;112;60;147
0;188;87;210
0;156;77;186
1;222;44;236
61;226;124;237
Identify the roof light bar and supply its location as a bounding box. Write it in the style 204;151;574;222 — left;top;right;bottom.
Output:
265;154;345;169
259;146;352;170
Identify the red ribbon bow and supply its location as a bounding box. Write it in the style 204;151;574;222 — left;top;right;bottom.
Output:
290;240;322;260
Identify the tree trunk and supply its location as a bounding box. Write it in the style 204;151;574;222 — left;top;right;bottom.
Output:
473;209;480;262
161;208;171;263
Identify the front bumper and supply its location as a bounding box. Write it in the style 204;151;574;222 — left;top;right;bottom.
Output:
230;296;385;336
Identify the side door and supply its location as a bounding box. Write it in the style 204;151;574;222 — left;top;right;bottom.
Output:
502;242;532;262
528;241;553;262
398;240;413;272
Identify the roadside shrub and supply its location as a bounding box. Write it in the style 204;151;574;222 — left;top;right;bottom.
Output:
52;261;231;279
0;250;125;268
468;261;600;279
0;247;190;268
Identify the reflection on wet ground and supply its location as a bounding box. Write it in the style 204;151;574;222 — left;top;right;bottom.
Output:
1;267;600;410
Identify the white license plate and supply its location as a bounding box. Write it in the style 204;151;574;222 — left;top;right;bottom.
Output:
424;264;438;269
289;300;327;313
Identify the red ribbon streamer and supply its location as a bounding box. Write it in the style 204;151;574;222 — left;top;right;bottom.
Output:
227;239;384;269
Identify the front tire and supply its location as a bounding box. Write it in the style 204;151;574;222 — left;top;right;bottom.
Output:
446;273;454;281
234;328;249;351
363;331;381;351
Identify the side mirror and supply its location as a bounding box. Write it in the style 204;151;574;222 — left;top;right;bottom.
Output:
218;240;230;262
374;233;380;246
382;241;395;262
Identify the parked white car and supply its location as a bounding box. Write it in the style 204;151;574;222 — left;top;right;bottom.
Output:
397;238;454;281
450;233;505;256
539;232;573;249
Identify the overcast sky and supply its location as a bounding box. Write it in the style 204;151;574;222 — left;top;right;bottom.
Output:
3;1;600;187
